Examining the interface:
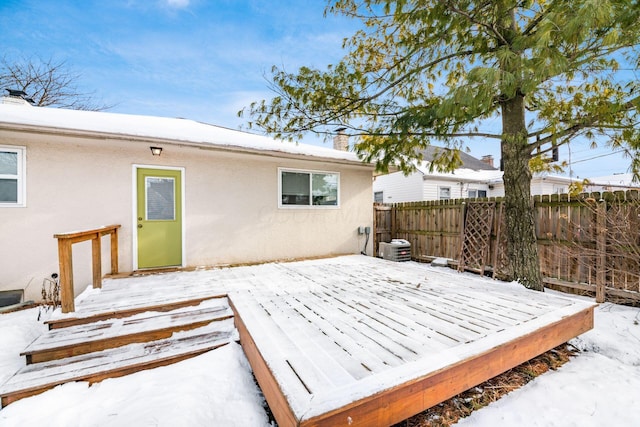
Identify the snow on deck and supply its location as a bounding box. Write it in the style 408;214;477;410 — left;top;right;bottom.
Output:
26;255;594;426
227;256;596;426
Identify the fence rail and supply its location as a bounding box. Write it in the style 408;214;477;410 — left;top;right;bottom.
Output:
374;190;640;304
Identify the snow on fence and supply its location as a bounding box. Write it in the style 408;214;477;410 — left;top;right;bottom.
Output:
374;190;640;304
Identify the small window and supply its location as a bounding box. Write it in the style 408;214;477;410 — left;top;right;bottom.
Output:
374;191;384;203
0;146;26;207
468;189;487;198
280;169;339;207
438;186;451;200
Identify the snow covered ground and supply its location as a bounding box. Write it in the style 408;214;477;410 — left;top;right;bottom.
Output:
1;265;639;426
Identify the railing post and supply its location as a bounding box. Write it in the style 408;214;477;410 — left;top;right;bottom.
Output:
110;228;119;274
57;239;75;313
596;199;607;303
54;224;121;313
92;233;102;289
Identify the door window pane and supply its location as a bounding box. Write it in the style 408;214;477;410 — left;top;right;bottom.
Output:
146;177;175;220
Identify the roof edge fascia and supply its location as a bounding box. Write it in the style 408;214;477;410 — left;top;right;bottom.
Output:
0;121;375;170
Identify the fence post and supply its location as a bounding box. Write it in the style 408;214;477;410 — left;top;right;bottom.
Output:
596;198;607;303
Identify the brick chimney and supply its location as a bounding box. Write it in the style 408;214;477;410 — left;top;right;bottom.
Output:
333;127;349;151
481;155;494;168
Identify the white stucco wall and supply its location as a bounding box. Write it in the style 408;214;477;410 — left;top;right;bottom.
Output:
0;130;373;302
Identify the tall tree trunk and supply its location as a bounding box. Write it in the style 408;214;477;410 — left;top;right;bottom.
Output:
501;94;544;291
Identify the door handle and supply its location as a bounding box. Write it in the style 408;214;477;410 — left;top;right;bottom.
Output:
138;224;143;229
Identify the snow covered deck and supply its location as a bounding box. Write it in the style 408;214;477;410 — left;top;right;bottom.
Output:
228;256;595;427
1;256;594;423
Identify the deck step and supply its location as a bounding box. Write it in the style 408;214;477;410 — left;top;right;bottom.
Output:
0;319;236;407
22;299;233;364
45;294;226;329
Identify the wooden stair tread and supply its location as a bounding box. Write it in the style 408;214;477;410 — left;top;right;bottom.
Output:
45;294;227;329
0;320;235;406
21;300;234;363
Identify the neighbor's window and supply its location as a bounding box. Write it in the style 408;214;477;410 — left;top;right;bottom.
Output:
468;189;487;198
0;146;26;207
438;186;451;200
374;191;384;203
280;169;339;207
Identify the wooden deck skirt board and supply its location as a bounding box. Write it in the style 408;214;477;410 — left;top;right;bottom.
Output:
228;257;596;427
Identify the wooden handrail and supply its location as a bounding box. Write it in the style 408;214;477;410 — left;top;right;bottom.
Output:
54;225;121;313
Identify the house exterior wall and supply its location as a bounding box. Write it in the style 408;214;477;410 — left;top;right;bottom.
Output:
372;171;423;203
490;177;570;198
0;129;373;302
423;179;492;200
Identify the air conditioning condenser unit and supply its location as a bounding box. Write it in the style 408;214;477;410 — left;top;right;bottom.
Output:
379;239;411;262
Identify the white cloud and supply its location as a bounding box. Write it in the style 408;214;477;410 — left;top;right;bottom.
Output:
164;0;190;8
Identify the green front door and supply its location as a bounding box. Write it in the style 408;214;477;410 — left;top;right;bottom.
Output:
136;168;182;269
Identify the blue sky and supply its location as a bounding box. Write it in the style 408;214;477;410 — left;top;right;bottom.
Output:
0;0;633;179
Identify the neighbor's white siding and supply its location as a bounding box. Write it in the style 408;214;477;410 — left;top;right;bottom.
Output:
423;179;466;200
373;171;424;203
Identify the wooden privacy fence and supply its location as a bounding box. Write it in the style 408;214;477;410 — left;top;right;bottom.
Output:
374;190;640;304
54;225;121;313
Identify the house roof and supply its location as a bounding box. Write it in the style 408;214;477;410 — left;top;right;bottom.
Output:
587;173;639;188
415;163;504;182
0;103;371;167
419;146;497;171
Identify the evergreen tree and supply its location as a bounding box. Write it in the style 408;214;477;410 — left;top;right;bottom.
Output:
241;0;640;290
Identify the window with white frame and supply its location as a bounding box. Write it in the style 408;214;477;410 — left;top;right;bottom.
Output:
0;146;25;207
374;191;384;203
279;169;339;207
438;186;451;200
468;189;487;198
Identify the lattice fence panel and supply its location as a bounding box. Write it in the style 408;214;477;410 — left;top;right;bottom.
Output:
459;202;496;274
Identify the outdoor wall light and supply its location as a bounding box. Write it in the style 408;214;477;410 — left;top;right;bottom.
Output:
150;146;163;156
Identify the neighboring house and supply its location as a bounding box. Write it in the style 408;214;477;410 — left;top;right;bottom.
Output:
373;147;578;203
488;173;577;198
373;147;501;203
0;101;375;303
583;173;640;192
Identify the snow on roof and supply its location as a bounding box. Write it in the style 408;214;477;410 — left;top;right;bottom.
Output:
588;173;638;187
0;103;367;165
416;161;503;182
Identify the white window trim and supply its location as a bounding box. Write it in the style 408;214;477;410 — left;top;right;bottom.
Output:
0;145;26;207
278;167;340;209
438;185;451;200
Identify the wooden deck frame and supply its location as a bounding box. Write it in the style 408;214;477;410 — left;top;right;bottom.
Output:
228;258;596;427
301;306;593;427
234;299;593;427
